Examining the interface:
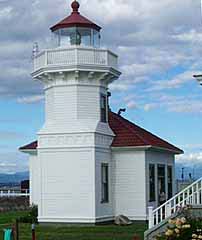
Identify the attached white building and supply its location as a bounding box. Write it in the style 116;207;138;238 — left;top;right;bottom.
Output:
20;1;183;224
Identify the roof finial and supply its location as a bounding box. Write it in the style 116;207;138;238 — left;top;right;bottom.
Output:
71;0;80;13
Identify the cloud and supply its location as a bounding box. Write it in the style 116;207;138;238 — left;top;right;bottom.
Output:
0;6;13;20
17;95;44;104
114;91;202;114
173;30;202;43
168;101;202;113
151;94;202;114
0;163;16;168
126;100;138;110
176;152;202;166
81;0;140;24
144;103;157;112
147;69;198;91
0;150;28;173
176;143;202;169
182;144;202;150
109;82;128;91
0;0;202;174
0;0;201;102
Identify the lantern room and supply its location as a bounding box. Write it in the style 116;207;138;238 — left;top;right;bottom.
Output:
50;1;101;48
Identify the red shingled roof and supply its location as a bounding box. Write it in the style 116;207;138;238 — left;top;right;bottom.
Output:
19;112;183;154
50;1;101;32
19;141;37;151
109;112;183;153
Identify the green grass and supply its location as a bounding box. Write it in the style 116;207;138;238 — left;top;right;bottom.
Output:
0;211;147;240
0;211;29;225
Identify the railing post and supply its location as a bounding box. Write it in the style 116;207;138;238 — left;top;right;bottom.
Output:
148;206;154;229
93;48;95;65
106;51;108;66
45;50;48;66
200;180;202;204
196;183;200;204
182;192;185;206
165;202;171;218
33;57;35;71
192;186;194;204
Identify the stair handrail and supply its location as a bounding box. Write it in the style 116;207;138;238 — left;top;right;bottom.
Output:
153;177;202;213
149;177;202;229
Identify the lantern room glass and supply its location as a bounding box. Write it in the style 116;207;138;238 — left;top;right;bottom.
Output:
52;27;100;48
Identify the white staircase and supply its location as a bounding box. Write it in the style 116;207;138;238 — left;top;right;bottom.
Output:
148;177;202;229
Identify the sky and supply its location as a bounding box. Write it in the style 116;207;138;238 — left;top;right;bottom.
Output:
0;0;202;176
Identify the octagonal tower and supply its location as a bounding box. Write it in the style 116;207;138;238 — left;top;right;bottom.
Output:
32;1;121;223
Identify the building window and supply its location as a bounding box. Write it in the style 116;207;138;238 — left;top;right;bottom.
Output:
149;164;155;202
158;165;166;205
168;166;173;199
100;94;107;123
101;163;109;203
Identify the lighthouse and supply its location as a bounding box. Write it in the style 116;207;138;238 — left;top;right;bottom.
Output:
20;0;183;222
31;1;121;223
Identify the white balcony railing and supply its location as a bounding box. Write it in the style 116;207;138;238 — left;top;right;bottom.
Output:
148;177;202;229
0;189;30;197
33;47;118;73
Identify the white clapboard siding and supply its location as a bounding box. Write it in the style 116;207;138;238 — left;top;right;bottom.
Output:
112;149;147;221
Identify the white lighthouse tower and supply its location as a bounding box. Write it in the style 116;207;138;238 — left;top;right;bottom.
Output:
32;1;121;223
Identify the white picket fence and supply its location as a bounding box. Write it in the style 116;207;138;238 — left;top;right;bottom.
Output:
148;177;202;229
0;189;30;197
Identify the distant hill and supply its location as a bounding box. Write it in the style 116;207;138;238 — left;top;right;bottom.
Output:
0;165;200;185
0;171;29;184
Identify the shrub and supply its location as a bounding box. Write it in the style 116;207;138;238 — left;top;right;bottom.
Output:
155;216;202;240
18;205;38;224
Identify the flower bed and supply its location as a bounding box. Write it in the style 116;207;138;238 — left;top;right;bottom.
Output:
155;209;202;240
0;197;29;212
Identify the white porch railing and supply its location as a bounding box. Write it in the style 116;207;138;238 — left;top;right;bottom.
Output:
0;190;30;197
148;177;202;229
33;47;118;72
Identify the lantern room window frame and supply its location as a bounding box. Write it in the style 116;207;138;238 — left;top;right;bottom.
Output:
52;27;101;48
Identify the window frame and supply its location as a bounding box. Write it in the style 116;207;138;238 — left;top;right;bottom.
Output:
100;94;107;123
157;164;166;204
167;165;173;199
101;163;109;203
149;164;156;202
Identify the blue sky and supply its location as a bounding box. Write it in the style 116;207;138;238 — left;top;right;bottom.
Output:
0;0;202;175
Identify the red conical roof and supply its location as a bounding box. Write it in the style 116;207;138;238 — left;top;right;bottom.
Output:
50;1;101;32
